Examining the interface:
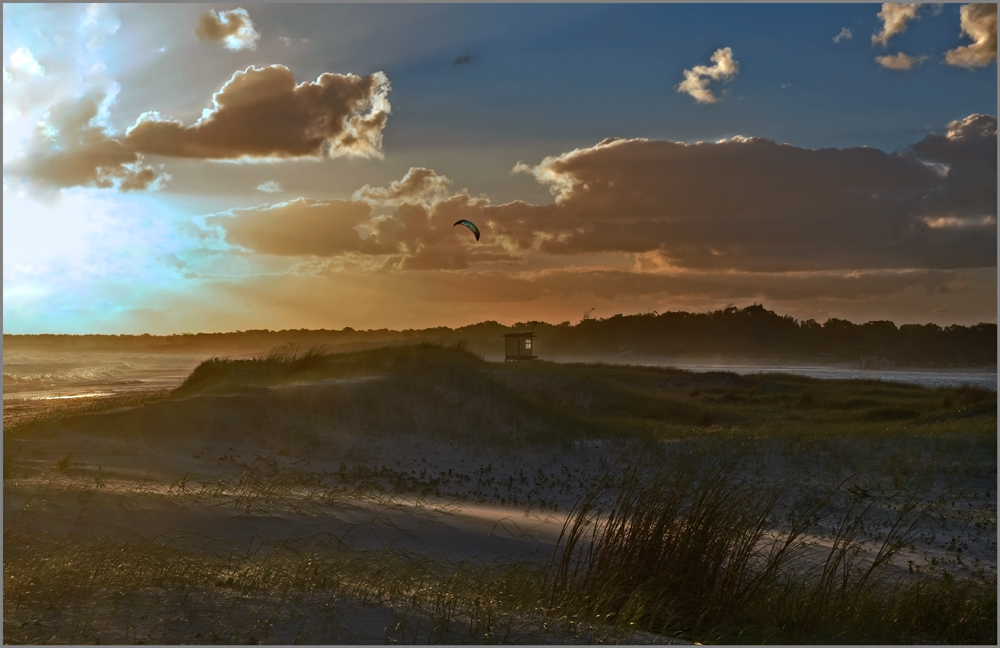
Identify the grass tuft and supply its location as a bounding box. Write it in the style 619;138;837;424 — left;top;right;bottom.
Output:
547;454;995;644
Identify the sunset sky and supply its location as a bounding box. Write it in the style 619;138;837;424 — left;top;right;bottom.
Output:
3;3;996;334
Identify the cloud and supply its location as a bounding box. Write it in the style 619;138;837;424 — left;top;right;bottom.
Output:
945;3;997;68
875;52;929;69
923;214;996;228
208;198;378;257
195;8;260;51
3;7;133;176
125;65;391;161
491;116;996;272
192;117;994;332
279;36;311;47
5;47;45;81
218;114;996;276
833;27;854;43
454;54;474;65
872;3;923;47
909;113;997;213
256;180;283;193
5;88;167;192
3;46;66;123
354;167;451;205
409;267;968;305
207;169;514;271
79;3;120;52
7;64;391;191
676;47;739;104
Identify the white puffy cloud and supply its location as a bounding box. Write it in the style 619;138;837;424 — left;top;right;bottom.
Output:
875;52;929;69
5;47;45;80
872;3;923;47
676;47;739;104
3;48;50;123
833;27;853;43
945;3;997;68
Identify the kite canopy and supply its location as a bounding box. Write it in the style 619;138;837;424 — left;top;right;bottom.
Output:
453;219;480;241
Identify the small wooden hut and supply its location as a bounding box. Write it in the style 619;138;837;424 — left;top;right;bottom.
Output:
503;332;537;361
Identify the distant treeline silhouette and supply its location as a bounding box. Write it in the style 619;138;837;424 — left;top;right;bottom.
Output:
523;304;995;367
4;304;995;367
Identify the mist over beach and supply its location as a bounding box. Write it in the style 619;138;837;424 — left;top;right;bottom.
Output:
3;3;996;644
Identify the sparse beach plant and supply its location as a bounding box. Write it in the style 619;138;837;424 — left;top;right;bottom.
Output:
547;452;995;644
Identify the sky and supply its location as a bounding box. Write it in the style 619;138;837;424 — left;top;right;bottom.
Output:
2;3;997;335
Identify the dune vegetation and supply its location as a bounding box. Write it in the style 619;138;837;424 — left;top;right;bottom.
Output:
4;344;996;644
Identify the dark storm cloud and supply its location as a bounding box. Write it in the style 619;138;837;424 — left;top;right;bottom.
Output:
487;115;997;271
909;113;997;213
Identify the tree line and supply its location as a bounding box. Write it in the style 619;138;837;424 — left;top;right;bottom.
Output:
4;304;995;367
514;304;995;367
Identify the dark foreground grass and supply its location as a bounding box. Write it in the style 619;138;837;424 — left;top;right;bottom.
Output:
3;530;536;644
496;359;997;440
547;455;996;644
5;458;994;644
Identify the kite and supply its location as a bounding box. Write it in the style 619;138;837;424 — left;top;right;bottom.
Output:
453;219;480;241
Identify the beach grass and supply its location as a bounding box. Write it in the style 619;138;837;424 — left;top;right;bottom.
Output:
547;453;996;644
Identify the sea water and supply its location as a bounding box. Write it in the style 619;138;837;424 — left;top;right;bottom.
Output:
3;352;206;402
666;362;997;391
